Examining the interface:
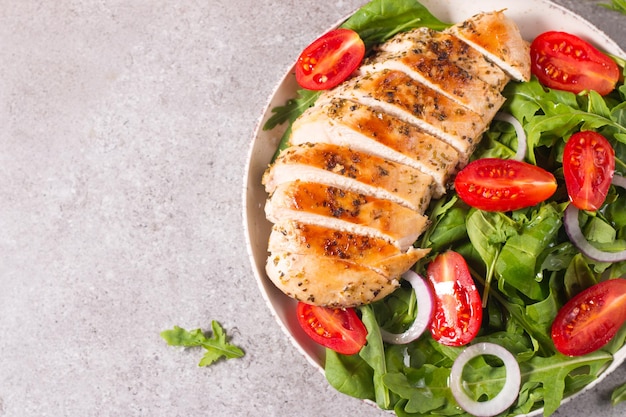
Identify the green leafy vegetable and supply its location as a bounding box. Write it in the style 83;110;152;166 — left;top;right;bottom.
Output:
341;0;449;48
161;322;244;367
600;0;626;14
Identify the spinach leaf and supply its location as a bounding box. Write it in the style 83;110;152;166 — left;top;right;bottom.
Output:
325;349;376;400
494;204;562;300
359;304;391;409
342;0;449;48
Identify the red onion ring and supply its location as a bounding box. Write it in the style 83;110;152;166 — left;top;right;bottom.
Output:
494;112;527;161
450;342;521;417
563;174;626;263
379;270;433;344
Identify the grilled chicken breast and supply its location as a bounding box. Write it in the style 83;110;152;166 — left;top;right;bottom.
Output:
359;45;505;119
264;142;435;213
324;69;487;160
266;181;430;250
290;98;459;195
446;10;531;82
262;10;531;307
377;27;510;90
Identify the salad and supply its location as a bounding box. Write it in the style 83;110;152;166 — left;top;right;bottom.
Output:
257;0;626;415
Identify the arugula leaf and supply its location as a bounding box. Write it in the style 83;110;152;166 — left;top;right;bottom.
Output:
519;351;612;416
160;322;244;367
262;89;320;132
600;0;626;14
611;382;626;406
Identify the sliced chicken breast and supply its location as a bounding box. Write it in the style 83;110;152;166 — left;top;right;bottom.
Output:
263;142;436;212
290;98;459;195
376;27;510;90
268;220;428;278
266;181;430;250
359;45;505;119
445;10;531;82
266;251;400;307
323;69;488;161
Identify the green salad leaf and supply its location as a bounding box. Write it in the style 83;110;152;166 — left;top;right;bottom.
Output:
341;0;449;48
600;0;626;15
161;322;244;367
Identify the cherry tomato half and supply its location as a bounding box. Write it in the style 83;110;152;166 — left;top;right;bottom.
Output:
296;301;367;355
454;158;557;212
530;31;620;95
295;28;365;91
427;251;482;346
563;131;615;211
552;278;626;356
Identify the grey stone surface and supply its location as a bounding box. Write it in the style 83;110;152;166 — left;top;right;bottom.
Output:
0;1;624;416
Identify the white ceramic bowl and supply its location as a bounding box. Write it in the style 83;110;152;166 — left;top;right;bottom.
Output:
243;1;626;415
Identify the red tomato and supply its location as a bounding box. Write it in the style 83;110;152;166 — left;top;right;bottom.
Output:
454;158;557;212
295;28;365;90
426;251;482;346
563;131;615;211
552;279;626;356
530;31;620;95
296;302;367;355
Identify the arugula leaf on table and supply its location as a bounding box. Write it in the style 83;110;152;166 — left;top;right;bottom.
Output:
600;0;626;14
612;382;626;405
160;321;244;367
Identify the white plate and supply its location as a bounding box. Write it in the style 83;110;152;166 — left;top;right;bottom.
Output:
243;1;626;415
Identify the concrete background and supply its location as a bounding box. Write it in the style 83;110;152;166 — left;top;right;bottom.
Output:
0;0;624;416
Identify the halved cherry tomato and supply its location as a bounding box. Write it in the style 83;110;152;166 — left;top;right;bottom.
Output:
530;31;620;95
296;301;367;355
552;278;626;356
563;131;615;211
454;158;557;212
295;28;365;91
427;251;482;346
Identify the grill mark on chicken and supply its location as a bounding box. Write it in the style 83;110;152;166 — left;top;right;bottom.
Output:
360;45;505;118
327;69;486;159
290;98;460;195
377;27;509;90
446;10;531;81
264;142;435;212
266;181;429;250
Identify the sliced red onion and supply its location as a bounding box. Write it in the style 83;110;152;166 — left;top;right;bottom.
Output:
612;173;626;189
450;342;521;417
564;203;626;262
380;270;433;344
494;112;526;161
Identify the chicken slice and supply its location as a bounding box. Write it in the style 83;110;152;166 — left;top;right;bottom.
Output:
266;181;429;251
268;220;427;278
359;42;505;119
266;251;399;308
445;10;531;82
290;98;459;196
376;27;509;91
324;69;488;161
263;142;435;213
